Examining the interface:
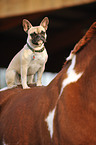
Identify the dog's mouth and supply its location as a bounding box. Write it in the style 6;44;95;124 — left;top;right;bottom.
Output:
30;32;46;46
32;37;46;46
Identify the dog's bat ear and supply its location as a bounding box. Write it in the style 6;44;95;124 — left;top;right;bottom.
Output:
22;19;32;33
40;17;49;31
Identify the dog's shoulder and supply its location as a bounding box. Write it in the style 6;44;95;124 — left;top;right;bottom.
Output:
21;44;33;60
41;48;48;62
35;47;48;62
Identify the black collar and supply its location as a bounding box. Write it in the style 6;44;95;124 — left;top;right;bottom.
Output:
27;42;45;53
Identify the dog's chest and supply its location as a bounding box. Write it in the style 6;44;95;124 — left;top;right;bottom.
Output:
28;50;48;74
30;52;46;64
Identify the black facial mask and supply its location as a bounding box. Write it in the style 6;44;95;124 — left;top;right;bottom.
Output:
30;32;46;45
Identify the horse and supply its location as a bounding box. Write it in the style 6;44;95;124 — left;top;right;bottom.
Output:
0;22;96;145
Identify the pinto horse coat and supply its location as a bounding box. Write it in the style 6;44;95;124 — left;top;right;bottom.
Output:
0;22;96;145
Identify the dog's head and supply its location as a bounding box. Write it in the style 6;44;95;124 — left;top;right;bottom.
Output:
23;17;49;46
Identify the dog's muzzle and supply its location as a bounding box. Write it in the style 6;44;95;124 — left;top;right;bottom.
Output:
32;34;46;45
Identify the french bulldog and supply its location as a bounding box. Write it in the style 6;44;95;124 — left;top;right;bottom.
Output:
6;17;49;89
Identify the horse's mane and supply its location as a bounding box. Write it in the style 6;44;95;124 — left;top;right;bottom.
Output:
72;22;96;54
63;22;96;66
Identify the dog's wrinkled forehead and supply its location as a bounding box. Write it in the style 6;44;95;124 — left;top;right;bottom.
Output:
28;26;45;34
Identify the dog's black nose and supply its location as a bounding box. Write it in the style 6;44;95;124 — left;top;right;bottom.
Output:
32;33;46;45
37;34;46;43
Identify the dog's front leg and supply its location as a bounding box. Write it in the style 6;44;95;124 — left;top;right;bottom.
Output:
21;65;30;89
28;75;34;84
37;65;45;86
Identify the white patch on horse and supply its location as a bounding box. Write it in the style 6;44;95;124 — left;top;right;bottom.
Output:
45;107;56;139
66;52;74;61
0;85;17;92
60;54;83;97
45;54;83;139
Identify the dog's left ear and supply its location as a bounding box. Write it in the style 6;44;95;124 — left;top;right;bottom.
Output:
22;19;32;33
40;17;49;31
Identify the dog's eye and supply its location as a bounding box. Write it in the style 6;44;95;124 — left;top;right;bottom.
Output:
41;31;45;35
30;32;37;38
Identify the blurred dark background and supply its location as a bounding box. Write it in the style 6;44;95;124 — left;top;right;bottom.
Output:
0;1;96;72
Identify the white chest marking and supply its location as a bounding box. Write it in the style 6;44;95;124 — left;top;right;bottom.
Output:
45;54;83;139
45;107;56;139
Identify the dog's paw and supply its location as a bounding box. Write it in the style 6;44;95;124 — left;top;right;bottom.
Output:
23;85;30;89
28;82;36;85
36;83;42;86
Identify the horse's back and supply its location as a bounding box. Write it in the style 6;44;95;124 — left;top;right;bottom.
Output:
0;85;52;145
